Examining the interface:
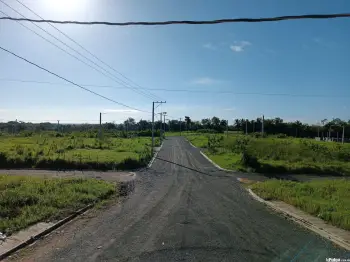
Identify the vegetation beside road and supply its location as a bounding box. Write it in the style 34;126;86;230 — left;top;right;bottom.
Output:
0;175;117;235
185;133;350;176
250;179;350;230
0;131;160;171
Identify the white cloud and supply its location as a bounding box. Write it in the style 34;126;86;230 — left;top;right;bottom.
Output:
203;43;216;50
190;77;223;86
230;41;251;52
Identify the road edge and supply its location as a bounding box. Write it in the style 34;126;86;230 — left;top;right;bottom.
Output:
0;204;93;260
147;141;164;168
0;172;137;260
185;138;232;171
247;188;350;251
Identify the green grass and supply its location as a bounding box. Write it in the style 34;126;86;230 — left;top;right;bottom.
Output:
0;175;117;235
185;133;350;175
250;179;350;230
0;134;161;170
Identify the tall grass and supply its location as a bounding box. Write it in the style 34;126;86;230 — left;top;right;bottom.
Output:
251;179;350;230
0;175;116;235
186;134;350;175
0;134;159;170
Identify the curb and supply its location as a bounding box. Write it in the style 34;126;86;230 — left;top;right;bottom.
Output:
0;204;93;260
185;138;233;172
247;188;350;251
147;142;163;168
0;173;137;260
199;151;232;172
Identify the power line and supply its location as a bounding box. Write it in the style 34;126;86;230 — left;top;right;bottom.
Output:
0;13;349;26
0;1;161;101
13;0;163;101
0;45;151;113
1;78;349;98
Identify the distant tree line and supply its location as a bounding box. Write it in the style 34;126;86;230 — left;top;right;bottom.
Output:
1;117;350;139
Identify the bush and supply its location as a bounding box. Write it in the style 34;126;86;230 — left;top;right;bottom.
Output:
240;151;260;169
276;133;288;138
196;129;220;134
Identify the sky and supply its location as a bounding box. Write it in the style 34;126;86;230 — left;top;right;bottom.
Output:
0;0;350;124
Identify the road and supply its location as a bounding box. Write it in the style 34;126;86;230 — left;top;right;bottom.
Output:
9;137;348;261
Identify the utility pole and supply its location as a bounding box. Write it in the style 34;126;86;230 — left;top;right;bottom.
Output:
57;120;60;133
152;101;166;155
99;112;102;139
252;120;255;133
342;126;345;144
180;118;182;136
163;113;167;137
245;119;248;135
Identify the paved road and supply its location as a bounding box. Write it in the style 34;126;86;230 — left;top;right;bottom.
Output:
10;137;348;262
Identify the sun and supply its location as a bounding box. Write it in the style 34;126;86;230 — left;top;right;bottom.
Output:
44;0;84;14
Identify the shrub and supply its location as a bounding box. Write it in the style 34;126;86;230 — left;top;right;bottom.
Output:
239;151;260;169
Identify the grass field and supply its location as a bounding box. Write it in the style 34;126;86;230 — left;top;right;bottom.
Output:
0;175;117;235
250;179;350;230
0;133;160;170
186;133;350;176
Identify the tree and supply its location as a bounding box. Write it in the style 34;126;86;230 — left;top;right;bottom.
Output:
211;117;220;128
184;116;191;131
201;118;211;129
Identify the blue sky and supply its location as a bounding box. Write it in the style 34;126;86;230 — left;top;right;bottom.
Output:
0;0;350;124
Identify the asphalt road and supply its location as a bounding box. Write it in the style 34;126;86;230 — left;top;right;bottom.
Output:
9;137;348;262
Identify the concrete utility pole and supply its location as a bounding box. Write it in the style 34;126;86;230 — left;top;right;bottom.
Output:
342;126;345;144
163;113;167;136
245;120;248;135
152;101;166;155
180;118;182;136
57;120;60;132
159;112;163;141
99;112;102;139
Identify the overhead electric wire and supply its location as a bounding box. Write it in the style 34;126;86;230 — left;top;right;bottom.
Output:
0;13;349;26
13;0;162;101
0;45;151;113
0;1;162;101
1;78;348;98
